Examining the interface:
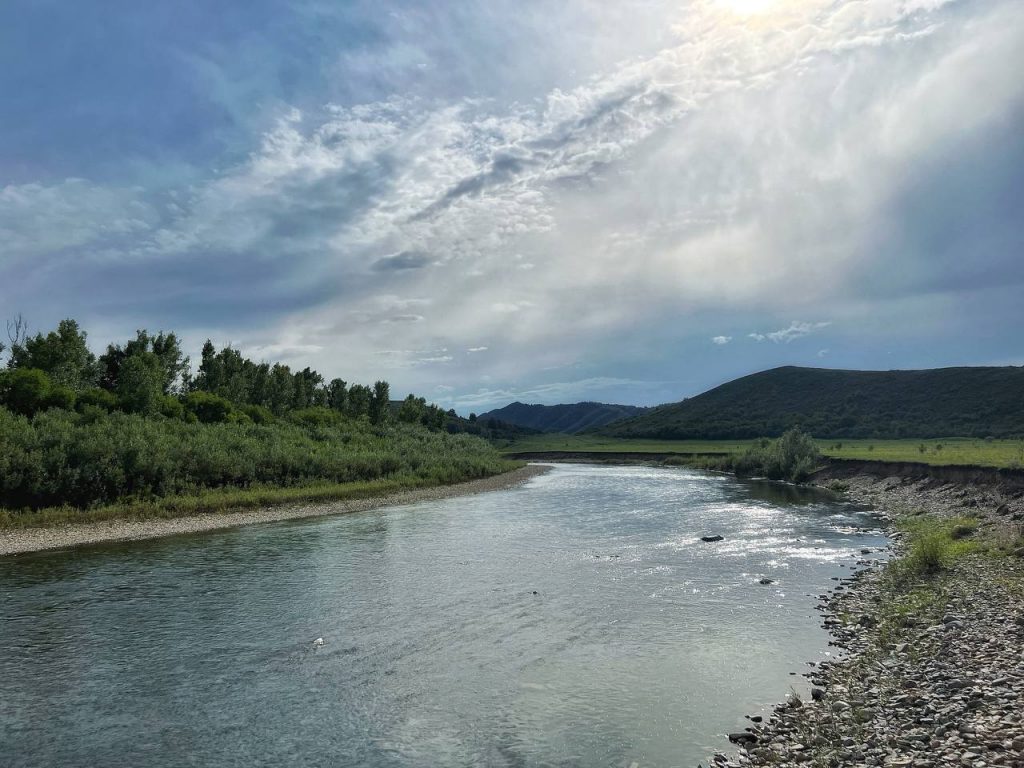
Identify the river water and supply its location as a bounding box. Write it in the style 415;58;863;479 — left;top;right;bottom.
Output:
0;463;887;768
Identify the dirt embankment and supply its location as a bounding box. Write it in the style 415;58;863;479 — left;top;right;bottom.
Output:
814;459;1024;523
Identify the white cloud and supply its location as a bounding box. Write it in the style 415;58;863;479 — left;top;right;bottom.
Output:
750;321;832;344
3;0;1021;407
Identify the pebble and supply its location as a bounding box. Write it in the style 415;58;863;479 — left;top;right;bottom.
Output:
708;474;1024;768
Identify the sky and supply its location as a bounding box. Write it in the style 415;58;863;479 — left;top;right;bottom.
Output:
1;0;1022;413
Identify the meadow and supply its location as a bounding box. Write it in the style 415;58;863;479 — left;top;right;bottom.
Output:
501;434;1024;469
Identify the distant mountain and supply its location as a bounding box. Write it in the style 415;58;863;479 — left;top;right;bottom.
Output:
477;401;649;434
599;366;1024;439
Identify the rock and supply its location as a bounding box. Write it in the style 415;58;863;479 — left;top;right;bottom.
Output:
701;535;724;543
312;637;325;647
811;687;825;701
759;578;775;585
728;732;758;745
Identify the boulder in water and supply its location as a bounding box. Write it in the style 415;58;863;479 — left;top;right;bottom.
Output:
701;535;724;543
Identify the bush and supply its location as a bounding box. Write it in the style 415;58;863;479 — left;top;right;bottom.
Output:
0;368;71;416
240;404;274;424
158;396;185;420
184;391;234;423
289;407;344;428
77;388;118;412
733;428;821;483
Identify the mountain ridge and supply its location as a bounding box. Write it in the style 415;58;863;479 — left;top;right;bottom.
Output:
477;401;648;434
598;365;1024;439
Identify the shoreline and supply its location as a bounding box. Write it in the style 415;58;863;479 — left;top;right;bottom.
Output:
710;470;1024;767
0;464;551;557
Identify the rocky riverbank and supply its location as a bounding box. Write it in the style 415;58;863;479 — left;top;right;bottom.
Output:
708;471;1024;768
0;464;551;557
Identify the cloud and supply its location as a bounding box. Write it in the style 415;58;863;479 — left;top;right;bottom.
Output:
371;251;431;271
750;322;832;344
2;0;1022;409
467;346;488;353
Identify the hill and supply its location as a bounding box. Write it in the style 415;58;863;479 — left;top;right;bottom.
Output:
478;401;648;434
599;366;1024;439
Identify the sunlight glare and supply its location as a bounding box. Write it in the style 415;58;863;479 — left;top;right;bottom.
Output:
716;0;778;16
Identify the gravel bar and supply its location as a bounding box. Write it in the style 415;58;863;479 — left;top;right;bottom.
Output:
0;464;552;557
709;472;1024;768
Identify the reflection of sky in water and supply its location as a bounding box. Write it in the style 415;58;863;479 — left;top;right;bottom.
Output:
0;463;888;768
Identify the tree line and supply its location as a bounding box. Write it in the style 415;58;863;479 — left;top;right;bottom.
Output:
0;317;450;429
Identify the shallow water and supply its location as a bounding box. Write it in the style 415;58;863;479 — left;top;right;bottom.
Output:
0;464;886;767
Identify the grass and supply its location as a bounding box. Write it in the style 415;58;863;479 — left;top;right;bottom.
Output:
501;434;1024;469
0;463;523;530
887;516;980;585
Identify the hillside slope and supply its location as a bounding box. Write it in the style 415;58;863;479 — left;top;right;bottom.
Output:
599;366;1024;439
478;401;648;434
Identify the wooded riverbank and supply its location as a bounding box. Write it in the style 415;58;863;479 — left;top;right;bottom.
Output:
0;464;550;557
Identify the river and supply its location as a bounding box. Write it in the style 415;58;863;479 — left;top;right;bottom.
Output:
0;463;887;767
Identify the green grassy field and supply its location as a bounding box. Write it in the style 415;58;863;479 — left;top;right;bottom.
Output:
500;434;1024;469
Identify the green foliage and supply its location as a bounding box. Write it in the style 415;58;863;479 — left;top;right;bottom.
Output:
398;394;426;423
0;405;510;513
99;329;189;395
158;395;185;420
600;365;1024;439
0;368;72;416
0;317;501;521
240;404;274;424
732;428;821;483
889;516;979;584
116;352;166;414
6;319;99;391
369;380;390;424
183;391;234;423
288;406;344;427
76;387;118;412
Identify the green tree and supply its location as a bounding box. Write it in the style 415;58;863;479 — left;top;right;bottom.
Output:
100;330;189;394
8;319;98;391
398;394;426;423
116;352;166;414
0;368;76;416
346;384;372;418
370;380;391;424
327;378;348;412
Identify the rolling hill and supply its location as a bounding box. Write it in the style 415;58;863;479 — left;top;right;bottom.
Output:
477;401;648;434
598;366;1024;439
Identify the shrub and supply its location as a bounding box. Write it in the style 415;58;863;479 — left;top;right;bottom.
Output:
289;407;344;428
733;428;821;483
0;405;510;512
240;404;274;424
184;391;234;423
77;388;118;412
158;396;185;420
0;368;62;416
